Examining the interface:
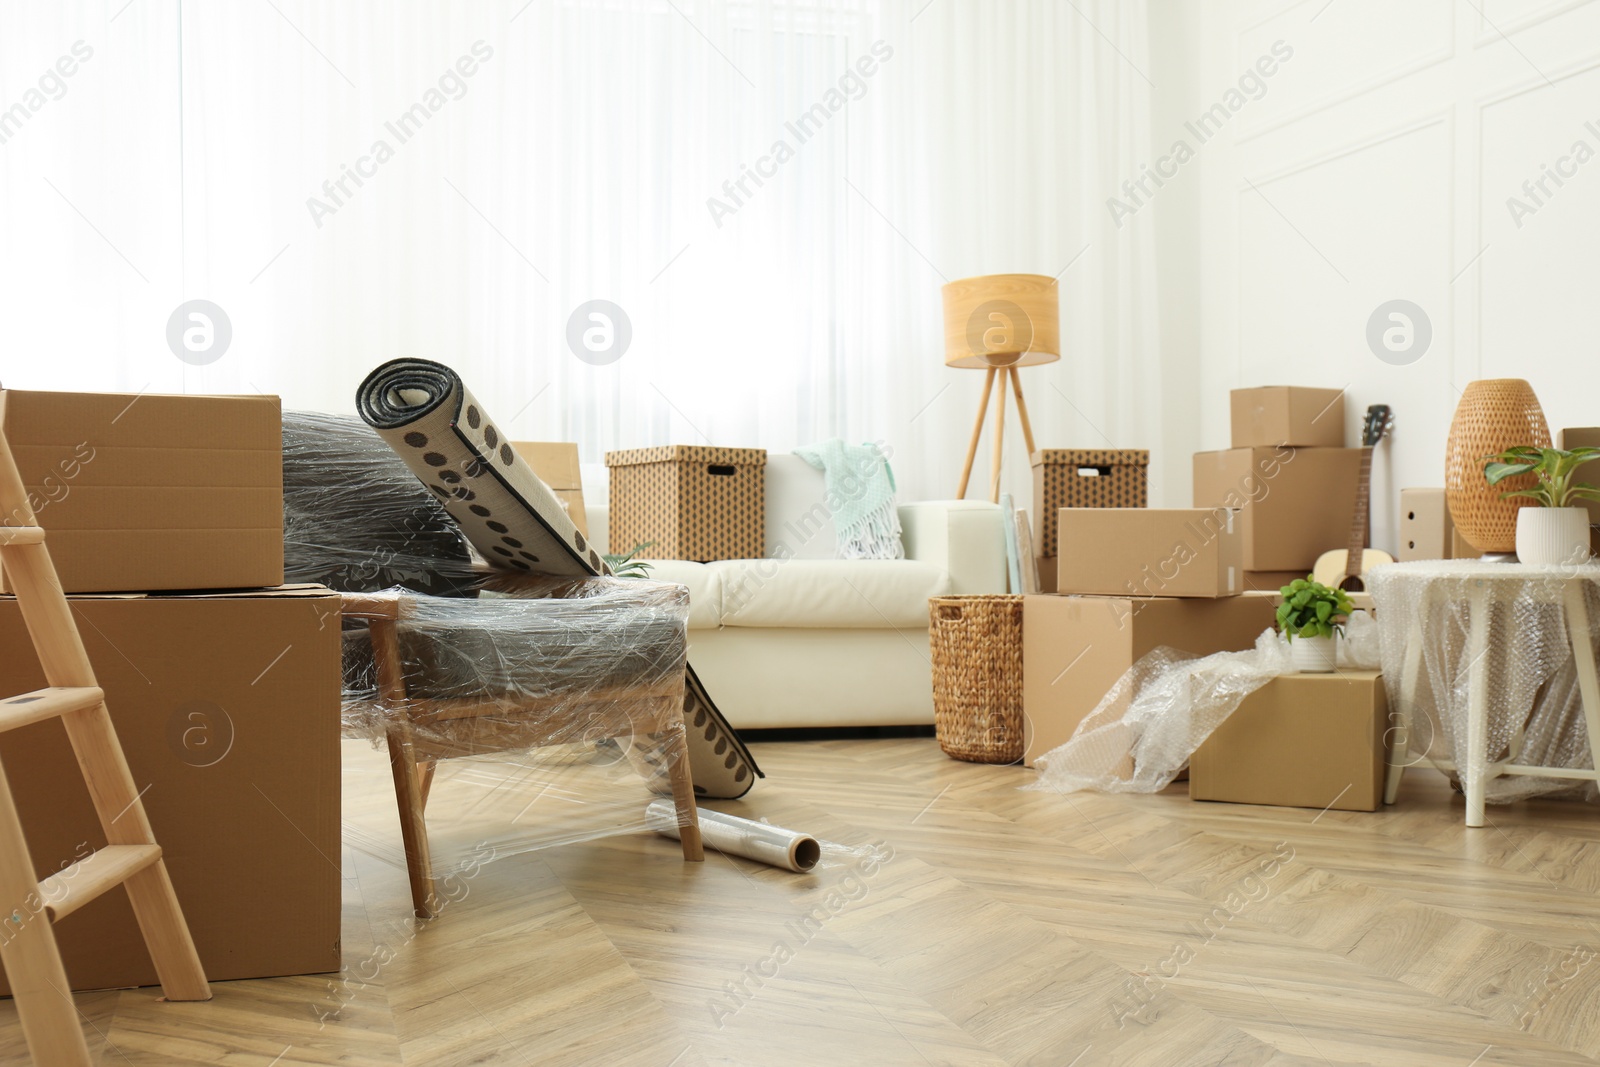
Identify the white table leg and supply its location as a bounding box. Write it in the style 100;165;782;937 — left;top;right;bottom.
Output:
1465;583;1491;827
1562;581;1600;785
1385;611;1426;805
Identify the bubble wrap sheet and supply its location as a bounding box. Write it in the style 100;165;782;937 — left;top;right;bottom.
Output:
1369;560;1600;804
1027;615;1381;795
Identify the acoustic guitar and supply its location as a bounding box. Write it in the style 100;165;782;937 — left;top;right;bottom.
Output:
1312;403;1394;592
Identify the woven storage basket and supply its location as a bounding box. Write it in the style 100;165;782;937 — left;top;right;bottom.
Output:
929;595;1024;764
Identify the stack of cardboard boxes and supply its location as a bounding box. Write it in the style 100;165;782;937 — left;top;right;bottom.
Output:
1020;386;1390;812
0;390;342;993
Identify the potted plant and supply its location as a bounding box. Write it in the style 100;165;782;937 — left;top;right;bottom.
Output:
1483;447;1600;565
1276;577;1354;673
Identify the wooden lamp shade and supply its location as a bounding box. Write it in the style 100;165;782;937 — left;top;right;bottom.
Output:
1445;378;1551;554
941;274;1060;369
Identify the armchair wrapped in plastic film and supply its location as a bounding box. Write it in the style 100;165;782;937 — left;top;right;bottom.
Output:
283;411;706;917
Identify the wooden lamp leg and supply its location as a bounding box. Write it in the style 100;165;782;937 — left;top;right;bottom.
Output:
989;368;1009;503
1009;367;1038;458
957;368;997;500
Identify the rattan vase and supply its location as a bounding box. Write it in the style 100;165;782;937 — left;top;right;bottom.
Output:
929;595;1024;764
1444;378;1551;553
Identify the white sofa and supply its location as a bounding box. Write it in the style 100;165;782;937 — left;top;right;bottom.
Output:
586;455;1008;729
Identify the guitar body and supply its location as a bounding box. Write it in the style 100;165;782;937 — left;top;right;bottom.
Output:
1312;547;1395;591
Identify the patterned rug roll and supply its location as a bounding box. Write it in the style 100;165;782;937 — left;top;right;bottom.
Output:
356;358;761;798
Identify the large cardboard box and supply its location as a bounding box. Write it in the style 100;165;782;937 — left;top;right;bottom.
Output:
1031;449;1148;559
1230;386;1345;448
1558;429;1600;555
0;586;342;993
1192;447;1361;572
606;445;766;561
1399;487;1455;561
1057;508;1243;599
512;440;589;537
0;390;283;593
1021;594;1278;766
1190;670;1388;812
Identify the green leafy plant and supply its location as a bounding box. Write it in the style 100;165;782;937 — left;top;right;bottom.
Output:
1483;446;1600;508
1275;576;1353;642
602;541;655;579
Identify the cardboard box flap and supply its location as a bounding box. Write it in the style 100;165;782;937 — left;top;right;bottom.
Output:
1030;449;1149;468
0;390;281;451
606;445;767;468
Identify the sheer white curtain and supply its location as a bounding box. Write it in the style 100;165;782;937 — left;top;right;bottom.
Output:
0;0;1160;504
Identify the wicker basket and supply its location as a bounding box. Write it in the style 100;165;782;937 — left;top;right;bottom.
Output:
929;595;1024;764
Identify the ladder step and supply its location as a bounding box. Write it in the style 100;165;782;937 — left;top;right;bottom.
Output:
0;686;103;733
40;844;163;923
0;526;44;545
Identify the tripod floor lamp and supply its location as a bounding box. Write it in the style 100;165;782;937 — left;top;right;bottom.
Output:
942;273;1060;502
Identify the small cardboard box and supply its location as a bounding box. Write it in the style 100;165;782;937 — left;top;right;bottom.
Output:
1399;487;1454;561
1190;670;1388;812
0;586;342;994
0;390;283;593
512;441;588;537
1558;429;1600;555
1230;386;1345;448
1056;507;1243;599
1031;449;1149;558
606;445;766;561
1192;447;1362;572
1021;593;1277;766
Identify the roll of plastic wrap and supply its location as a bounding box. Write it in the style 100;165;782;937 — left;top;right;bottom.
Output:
646;799;820;872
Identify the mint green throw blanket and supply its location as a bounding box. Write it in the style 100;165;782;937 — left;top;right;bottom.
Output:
792;439;904;560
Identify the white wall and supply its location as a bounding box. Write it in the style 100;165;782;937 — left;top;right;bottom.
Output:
1164;0;1600;552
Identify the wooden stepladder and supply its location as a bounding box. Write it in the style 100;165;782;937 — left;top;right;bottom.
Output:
0;422;210;1065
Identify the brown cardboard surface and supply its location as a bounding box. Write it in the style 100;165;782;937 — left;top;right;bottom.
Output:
1030;449;1148;558
0;390;283;594
1450;527;1483;561
0;586;342;993
607;446;765;561
1190;670;1387;812
512;442;588;536
1056;508;1243;598
1244;570;1306;592
1038;556;1058;593
1230;386;1345;448
1192;447;1361;571
1399;488;1453;561
1559;429;1600;555
1021;593;1277;766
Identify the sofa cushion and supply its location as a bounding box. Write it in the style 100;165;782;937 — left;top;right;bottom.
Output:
711;559;950;629
642;560;723;630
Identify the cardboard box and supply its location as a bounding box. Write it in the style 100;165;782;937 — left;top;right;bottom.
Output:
1398;487;1454;560
0;390;283;594
1056;508;1243;599
1193;447;1361;572
1021;593;1278;766
1190;670;1388;812
512;441;588;537
1031;449;1148;558
1230;386;1345;448
1559;429;1600;555
0;586;342;993
606;445;766;561
1038;556;1058;594
1450;527;1483;560
1244;570;1306;592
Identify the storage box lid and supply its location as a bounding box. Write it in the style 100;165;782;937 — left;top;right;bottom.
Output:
606;445;767;468
1031;448;1148;468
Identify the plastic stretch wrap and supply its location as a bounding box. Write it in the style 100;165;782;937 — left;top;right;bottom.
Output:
341;577;703;873
283;410;479;597
1369;561;1600;804
1027;614;1382;795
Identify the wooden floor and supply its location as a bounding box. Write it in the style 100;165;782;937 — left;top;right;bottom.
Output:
4;736;1600;1065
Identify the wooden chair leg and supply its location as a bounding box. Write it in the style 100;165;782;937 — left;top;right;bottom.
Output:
369;618;437;918
417;761;436;810
660;698;703;862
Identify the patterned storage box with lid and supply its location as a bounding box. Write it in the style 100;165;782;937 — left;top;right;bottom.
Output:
606;445;766;561
1031;448;1149;558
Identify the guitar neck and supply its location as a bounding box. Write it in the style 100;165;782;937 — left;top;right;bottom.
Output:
1345;446;1374;579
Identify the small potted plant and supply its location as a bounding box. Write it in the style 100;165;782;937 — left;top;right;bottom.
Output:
1276;576;1354;673
1483;446;1600;565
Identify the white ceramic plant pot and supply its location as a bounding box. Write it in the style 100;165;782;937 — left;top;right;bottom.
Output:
1291;634;1337;673
1515;507;1591;566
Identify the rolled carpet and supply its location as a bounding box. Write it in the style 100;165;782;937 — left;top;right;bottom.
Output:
356;357;761;798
